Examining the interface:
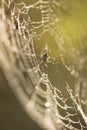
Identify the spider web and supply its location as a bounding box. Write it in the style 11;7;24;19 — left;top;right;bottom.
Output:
0;0;87;130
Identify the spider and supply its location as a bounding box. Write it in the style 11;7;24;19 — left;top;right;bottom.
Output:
41;53;48;62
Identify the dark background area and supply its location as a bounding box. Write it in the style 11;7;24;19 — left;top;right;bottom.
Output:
0;69;43;130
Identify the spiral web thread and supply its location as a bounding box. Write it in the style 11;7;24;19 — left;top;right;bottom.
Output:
0;0;87;130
